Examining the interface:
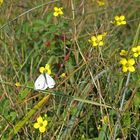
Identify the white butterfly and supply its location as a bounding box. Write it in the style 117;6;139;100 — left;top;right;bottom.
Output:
34;73;55;90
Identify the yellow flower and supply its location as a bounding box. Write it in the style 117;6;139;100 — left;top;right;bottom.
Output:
0;0;3;6
120;58;135;73
120;50;128;56
120;58;127;65
131;46;140;58
96;0;105;6
97;35;103;41
101;115;109;124
15;82;21;87
34;116;48;133
97;125;101;130
53;7;63;17
88;33;106;47
45;64;51;75
60;73;66;78
39;64;52;75
111;15;127;26
39;67;46;74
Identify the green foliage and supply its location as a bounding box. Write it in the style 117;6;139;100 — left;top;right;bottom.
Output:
0;0;140;139
133;92;140;109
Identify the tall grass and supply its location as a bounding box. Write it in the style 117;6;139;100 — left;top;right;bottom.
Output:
0;0;140;139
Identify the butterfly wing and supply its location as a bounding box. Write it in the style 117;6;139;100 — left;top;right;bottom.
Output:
34;74;48;90
45;73;55;88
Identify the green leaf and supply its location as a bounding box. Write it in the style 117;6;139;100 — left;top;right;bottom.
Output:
18;81;33;101
133;92;140;109
121;112;131;135
45;13;53;23
32;19;46;32
98;124;108;140
66;59;75;84
10;111;17;121
18;88;29;101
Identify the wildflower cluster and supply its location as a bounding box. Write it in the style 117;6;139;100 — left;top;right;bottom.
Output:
53;7;63;17
111;15;127;26
88;32;107;47
34;116;48;133
119;45;140;73
39;64;51;75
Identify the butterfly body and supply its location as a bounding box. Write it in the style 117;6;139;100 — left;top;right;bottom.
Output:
34;73;55;90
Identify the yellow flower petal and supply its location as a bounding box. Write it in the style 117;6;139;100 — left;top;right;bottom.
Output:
137;46;140;55
137;46;140;51
99;41;104;46
133;53;138;58
121;21;126;25
92;42;98;47
97;35;103;41
128;66;135;72
54;7;59;11
115;16;119;21
131;47;137;52
34;123;40;129
120;15;125;20
120;50;127;56
39;67;45;74
91;36;97;42
37;116;43;123
43;120;48;127
59;10;63;15
53;12;59;17
120;58;127;65
122;66;128;73
116;22;121;26
45;64;51;75
128;59;135;65
15;82;21;87
47;69;51;75
39;126;46;133
45;64;50;69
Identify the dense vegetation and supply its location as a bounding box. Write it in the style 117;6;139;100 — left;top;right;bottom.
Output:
0;0;140;139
